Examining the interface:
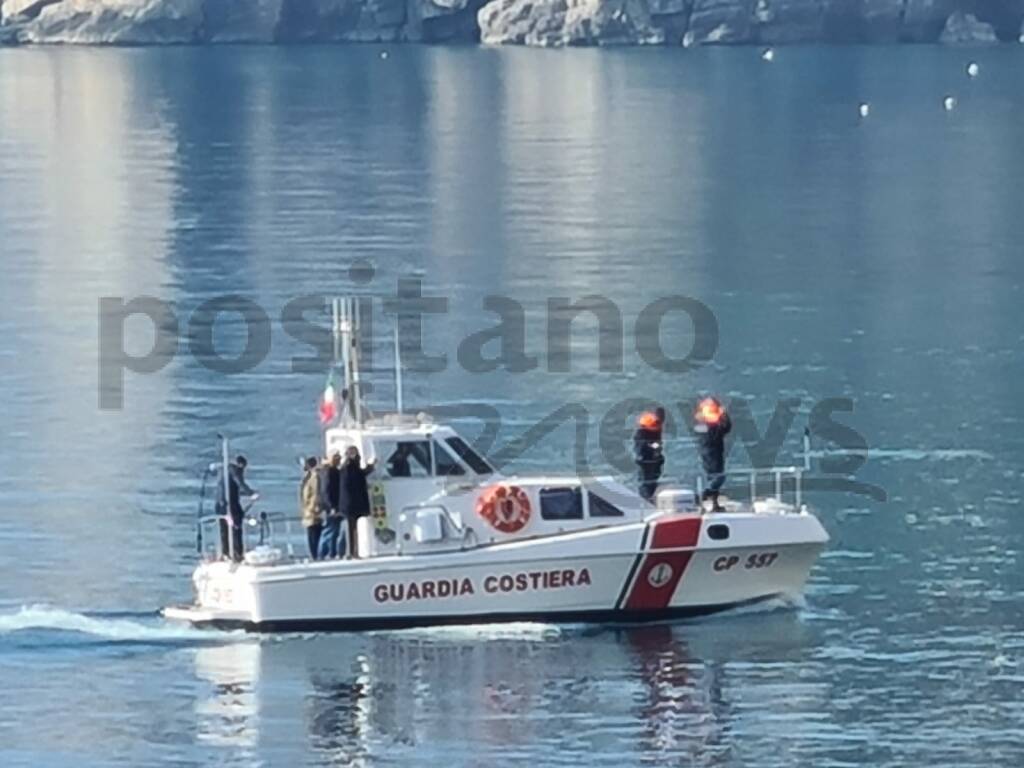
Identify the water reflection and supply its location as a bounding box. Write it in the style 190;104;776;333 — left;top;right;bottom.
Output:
194;643;261;755
190;611;811;765
0;48;179;606
305;656;375;767
626;625;731;766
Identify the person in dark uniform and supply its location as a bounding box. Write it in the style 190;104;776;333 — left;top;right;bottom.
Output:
634;407;666;502
215;455;258;562
339;445;375;559
317;452;344;559
386;443;412;478
694;397;731;512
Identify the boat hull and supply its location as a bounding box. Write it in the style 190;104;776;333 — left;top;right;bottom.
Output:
164;512;827;632
164;597;783;632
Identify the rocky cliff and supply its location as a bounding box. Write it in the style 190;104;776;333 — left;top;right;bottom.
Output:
1;0;1023;45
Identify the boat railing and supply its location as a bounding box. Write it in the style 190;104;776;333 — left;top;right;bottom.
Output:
196;510;298;563
251;511;297;558
695;465;805;509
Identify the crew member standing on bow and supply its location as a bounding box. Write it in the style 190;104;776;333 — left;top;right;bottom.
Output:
694;397;731;512
634;407;666;502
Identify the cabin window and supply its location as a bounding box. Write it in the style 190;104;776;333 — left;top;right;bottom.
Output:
445;436;494;475
433;441;466;476
379;440;432;478
540;487;583;521
587;492;624;518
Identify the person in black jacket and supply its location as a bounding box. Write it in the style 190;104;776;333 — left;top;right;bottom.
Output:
634;407;666;502
215;455;258;562
386;443;412;478
317;452;344;559
339;446;375;558
694;397;731;512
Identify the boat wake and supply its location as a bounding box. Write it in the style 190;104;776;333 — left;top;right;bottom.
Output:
367;599;803;641
370;621;566;642
723;594;805;616
0;605;243;647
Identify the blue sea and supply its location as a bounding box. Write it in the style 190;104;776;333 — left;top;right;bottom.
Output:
1;44;1023;766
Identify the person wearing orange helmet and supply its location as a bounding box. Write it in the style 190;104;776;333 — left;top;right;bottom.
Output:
694;397;731;512
634;407;666;502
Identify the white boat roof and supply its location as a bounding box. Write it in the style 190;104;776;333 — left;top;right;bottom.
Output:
327;414;455;439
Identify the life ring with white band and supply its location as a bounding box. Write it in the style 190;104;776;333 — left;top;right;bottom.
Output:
476;484;532;534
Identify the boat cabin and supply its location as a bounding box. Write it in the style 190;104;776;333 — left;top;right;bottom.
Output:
322;415;652;559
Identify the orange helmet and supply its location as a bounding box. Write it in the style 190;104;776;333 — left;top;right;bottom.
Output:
696;397;723;425
638;411;660;430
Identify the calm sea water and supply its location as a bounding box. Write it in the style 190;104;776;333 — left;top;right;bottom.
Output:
1;44;1023;767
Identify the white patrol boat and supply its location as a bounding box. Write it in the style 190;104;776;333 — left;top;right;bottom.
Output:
163;298;828;632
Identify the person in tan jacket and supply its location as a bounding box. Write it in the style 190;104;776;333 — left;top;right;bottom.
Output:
299;456;324;559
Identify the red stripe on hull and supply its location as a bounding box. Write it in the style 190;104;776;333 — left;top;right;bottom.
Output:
622;516;703;611
623;551;694;611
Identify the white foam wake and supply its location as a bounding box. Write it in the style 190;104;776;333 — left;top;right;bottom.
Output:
0;605;239;643
371;621;564;641
725;594;804;616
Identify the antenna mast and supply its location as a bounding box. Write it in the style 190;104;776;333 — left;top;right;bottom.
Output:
332;297;364;426
393;315;404;415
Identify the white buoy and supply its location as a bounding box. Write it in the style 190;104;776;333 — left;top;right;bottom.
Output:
380;50;389;60
944;95;957;111
966;61;980;78
762;48;775;62
859;103;870;118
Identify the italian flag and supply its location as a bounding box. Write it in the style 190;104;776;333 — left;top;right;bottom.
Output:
319;372;338;426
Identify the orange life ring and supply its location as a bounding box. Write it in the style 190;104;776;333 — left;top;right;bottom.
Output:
476;485;532;534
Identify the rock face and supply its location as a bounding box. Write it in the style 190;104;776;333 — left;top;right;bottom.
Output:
276;0;408;41
2;0;64;23
939;10;998;44
478;0;663;45
203;0;282;42
419;0;493;41
2;0;1024;46
684;0;752;46
16;0;202;43
752;0;825;44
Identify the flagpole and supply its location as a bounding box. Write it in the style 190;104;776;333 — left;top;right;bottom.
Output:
331;298;341;368
219;433;232;562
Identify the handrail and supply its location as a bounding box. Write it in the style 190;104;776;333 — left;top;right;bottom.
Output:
695;466;803;507
252;511;297;559
196;510;298;562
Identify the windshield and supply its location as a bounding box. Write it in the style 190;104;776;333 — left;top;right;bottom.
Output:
445;436;494;475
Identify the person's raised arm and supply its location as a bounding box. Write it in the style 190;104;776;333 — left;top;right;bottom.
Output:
232;465;256;498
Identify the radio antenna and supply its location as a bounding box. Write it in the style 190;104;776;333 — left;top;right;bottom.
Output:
393;315;404;414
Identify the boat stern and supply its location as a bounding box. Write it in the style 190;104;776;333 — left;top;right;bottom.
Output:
162;559;261;628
